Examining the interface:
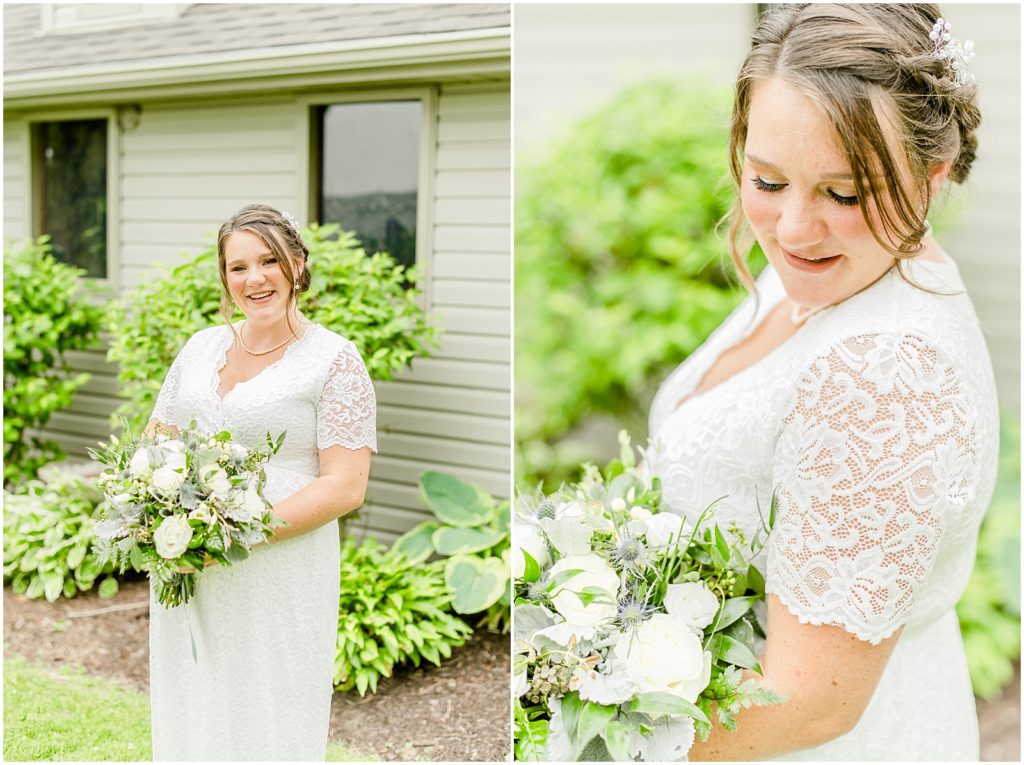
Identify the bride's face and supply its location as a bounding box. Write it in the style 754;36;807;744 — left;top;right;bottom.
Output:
740;77;900;309
223;229;299;323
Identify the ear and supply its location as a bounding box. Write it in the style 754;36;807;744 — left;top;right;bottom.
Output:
927;161;952;198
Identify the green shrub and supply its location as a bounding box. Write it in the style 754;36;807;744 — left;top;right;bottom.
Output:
957;414;1021;698
3;466;119;602
334;535;472;696
106;223;439;432
515;81;765;488
392;471;511;631
3;237;105;487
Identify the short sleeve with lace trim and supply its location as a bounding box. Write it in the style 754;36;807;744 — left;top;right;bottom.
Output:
315;341;377;452
766;332;980;644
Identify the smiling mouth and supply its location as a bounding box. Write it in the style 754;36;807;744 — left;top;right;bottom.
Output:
782;248;843;272
247;290;275;302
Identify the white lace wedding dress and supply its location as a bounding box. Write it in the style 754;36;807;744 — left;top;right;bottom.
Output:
647;257;998;761
147;321;377;761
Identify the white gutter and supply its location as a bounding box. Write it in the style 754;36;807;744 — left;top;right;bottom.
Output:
4;26;510;105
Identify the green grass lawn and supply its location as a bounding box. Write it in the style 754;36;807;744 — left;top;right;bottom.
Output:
3;655;376;761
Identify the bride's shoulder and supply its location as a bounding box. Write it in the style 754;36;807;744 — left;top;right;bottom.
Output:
306;323;361;359
177;323;232;354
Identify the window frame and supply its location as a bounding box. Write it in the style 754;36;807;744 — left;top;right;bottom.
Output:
297;87;437;303
27;107;121;293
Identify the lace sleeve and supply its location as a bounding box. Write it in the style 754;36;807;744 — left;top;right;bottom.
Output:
150;347;186;427
766;333;978;644
316;343;377;452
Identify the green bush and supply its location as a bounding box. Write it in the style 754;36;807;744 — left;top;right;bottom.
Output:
516;81;764;488
3;466;119;602
3;237;105;487
334;535;473;696
106;223;439;432
392;471;511;631
957;414;1021;699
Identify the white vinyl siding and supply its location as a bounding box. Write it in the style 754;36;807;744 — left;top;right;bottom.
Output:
3;118;30;240
365;81;510;544
16;80;510;547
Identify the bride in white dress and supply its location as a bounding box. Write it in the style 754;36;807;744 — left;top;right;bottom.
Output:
145;204;377;761
645;5;997;760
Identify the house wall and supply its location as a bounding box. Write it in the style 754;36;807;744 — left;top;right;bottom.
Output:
6;78;511;545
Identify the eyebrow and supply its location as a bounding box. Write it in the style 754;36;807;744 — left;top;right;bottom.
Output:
745;153;853;181
225;250;273;268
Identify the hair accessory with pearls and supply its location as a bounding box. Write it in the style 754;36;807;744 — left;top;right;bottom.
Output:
281;209;301;236
929;17;975;87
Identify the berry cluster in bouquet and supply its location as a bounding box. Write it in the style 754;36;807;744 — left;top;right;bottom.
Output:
513;433;784;762
89;421;285;608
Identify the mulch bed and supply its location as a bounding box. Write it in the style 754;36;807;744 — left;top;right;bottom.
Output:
3;579;511;762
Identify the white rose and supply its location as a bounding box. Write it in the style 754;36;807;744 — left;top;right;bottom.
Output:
664;582;720;633
644;512;685;548
150;465;185;498
153;515;194;560
200;465;233;499
128;447;152;477
512;523;550;579
549;554;619;627
613;613;712;702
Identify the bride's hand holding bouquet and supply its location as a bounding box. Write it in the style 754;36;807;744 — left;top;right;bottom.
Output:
88;420;285;607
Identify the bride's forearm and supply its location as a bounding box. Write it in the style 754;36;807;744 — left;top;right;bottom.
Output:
688;596;901;761
687;666;855;760
264;474;366;544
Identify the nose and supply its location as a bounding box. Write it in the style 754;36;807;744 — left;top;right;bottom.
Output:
245;265;267;286
775;192;827;249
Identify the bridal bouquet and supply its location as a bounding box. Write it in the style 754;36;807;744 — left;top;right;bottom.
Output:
88;421;285;607
513;433;782;761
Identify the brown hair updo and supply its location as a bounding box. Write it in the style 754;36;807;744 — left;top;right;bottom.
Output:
216;203;312;333
726;3;981;294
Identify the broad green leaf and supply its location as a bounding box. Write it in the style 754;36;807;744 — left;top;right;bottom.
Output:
391;521;439;564
419;471;493;527
576;702;616;756
41;570;64;602
718;634;760;672
600;720;632;762
432;525;505;556
712;596;756;633
631;691;709;724
444;555;507;613
521;548;541;583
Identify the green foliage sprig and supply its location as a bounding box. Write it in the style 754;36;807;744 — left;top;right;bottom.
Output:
515;82;765;488
3;237;105;487
106;223;439;432
3;467;119;602
392;471;511;631
335;535;473;696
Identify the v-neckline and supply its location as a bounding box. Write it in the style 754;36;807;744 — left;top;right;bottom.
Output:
214;322;315;403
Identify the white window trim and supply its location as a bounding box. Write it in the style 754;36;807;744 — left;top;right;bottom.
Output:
296;86;438;308
27;107;121;295
39;4;189;36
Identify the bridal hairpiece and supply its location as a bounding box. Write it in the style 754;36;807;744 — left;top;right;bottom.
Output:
929;17;975;87
280;209;301;236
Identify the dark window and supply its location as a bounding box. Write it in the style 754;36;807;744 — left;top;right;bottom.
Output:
31;119;108;279
313;102;421;269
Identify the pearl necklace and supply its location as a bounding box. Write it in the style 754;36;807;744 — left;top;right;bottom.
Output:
238;320;302;357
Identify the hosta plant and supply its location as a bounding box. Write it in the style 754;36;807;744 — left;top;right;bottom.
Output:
335;535;473;696
392;471;511;631
3;465;120;602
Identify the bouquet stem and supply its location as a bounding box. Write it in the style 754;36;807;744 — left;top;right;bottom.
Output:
155;571;196;608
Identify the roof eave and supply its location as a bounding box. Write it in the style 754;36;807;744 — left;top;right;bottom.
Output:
3;27;510;109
